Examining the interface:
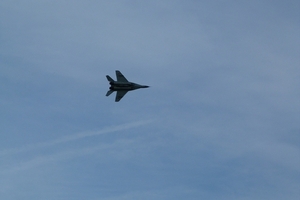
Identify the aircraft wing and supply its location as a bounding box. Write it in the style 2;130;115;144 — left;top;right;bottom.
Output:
116;70;129;82
115;90;128;102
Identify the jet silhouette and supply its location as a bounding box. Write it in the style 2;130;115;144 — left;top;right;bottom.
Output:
106;70;149;102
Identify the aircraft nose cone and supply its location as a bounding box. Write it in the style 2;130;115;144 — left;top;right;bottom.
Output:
143;85;149;88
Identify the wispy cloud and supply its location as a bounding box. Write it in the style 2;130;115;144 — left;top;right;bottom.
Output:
0;120;154;173
0;120;153;157
3;142;115;173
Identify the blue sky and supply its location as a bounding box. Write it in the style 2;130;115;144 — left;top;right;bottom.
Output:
1;1;299;199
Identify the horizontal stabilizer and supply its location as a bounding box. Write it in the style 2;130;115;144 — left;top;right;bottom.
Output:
106;90;114;96
106;75;114;82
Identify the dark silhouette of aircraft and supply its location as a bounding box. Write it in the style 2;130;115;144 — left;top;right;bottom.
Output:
106;70;149;102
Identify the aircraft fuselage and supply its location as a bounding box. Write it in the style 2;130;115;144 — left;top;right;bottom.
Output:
109;81;148;91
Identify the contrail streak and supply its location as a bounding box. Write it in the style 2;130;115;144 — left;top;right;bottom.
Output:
3;143;114;173
0;120;153;157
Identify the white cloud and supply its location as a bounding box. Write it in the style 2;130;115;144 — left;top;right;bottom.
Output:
0;120;153;157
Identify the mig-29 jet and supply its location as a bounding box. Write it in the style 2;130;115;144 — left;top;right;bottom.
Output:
106;70;149;102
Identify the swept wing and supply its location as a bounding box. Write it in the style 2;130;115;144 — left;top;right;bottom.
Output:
115;90;128;102
116;70;129;82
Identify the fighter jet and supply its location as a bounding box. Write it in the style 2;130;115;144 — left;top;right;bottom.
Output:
106;70;149;102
